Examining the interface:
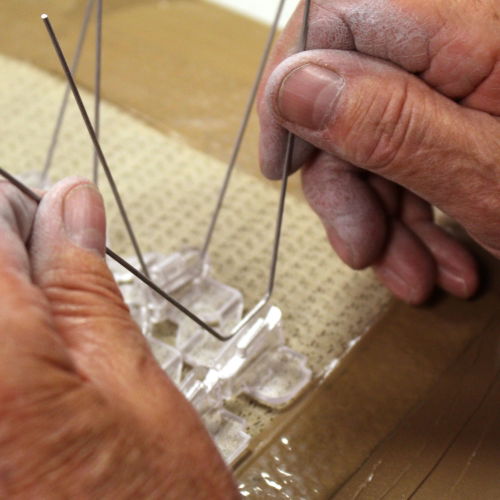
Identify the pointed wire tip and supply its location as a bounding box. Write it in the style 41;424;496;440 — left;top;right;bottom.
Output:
41;13;48;20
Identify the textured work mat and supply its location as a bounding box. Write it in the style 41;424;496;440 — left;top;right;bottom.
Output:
0;54;390;435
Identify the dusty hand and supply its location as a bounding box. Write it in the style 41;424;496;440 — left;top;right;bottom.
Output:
259;0;500;303
0;178;237;498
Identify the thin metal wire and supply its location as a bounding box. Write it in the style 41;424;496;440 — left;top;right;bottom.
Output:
29;0;311;341
201;0;287;260
211;0;312;336
300;0;312;53
93;0;103;185
228;132;295;334
41;14;150;279
0;167;228;342
103;250;228;341
0;168;43;202
41;0;95;184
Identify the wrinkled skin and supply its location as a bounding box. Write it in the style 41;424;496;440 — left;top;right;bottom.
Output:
0;178;238;499
258;0;500;303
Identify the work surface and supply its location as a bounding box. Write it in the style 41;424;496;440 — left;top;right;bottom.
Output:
1;1;499;498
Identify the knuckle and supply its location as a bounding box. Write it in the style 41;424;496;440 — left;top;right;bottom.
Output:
340;81;421;171
41;265;129;322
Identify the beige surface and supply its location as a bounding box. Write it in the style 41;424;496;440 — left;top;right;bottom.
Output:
0;0;302;194
0;54;390;436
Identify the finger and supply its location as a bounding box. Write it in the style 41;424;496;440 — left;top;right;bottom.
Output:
259;112;315;180
29;178;236;494
29;178;169;402
302;152;387;269
400;191;479;298
0;182;75;394
257;0;327;178
373;220;436;304
268;0;499;104
259;0;500;177
263;49;500;255
366;176;401;217
0;181;36;277
258;0;351;178
366;178;479;297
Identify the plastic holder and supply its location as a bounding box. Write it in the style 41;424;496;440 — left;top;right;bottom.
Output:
18;171;52;190
180;367;250;464
169;276;244;328
203;408;251;465
178;306;312;408
107;248;206;330
146;337;183;385
108;249;313;463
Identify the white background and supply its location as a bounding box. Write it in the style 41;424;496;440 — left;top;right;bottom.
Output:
206;0;301;27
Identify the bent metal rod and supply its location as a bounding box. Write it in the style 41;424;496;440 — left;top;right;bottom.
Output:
20;0;312;341
0;167;229;342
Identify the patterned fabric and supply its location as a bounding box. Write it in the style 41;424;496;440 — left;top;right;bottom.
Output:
0;54;390;435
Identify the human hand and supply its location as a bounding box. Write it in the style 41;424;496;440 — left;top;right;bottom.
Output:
259;0;500;303
0;178;237;499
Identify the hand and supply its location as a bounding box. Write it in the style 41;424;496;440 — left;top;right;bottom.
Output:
258;0;500;303
0;178;237;498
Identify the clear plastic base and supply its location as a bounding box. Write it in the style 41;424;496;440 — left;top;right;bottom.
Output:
17;171;52;190
109;248;312;464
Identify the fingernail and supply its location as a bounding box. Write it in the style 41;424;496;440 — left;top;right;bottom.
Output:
325;221;360;269
63;184;105;255
278;64;344;130
440;267;469;297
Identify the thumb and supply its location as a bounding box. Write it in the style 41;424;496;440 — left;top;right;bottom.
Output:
26;178;238;494
264;50;500;255
29;178;166;401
